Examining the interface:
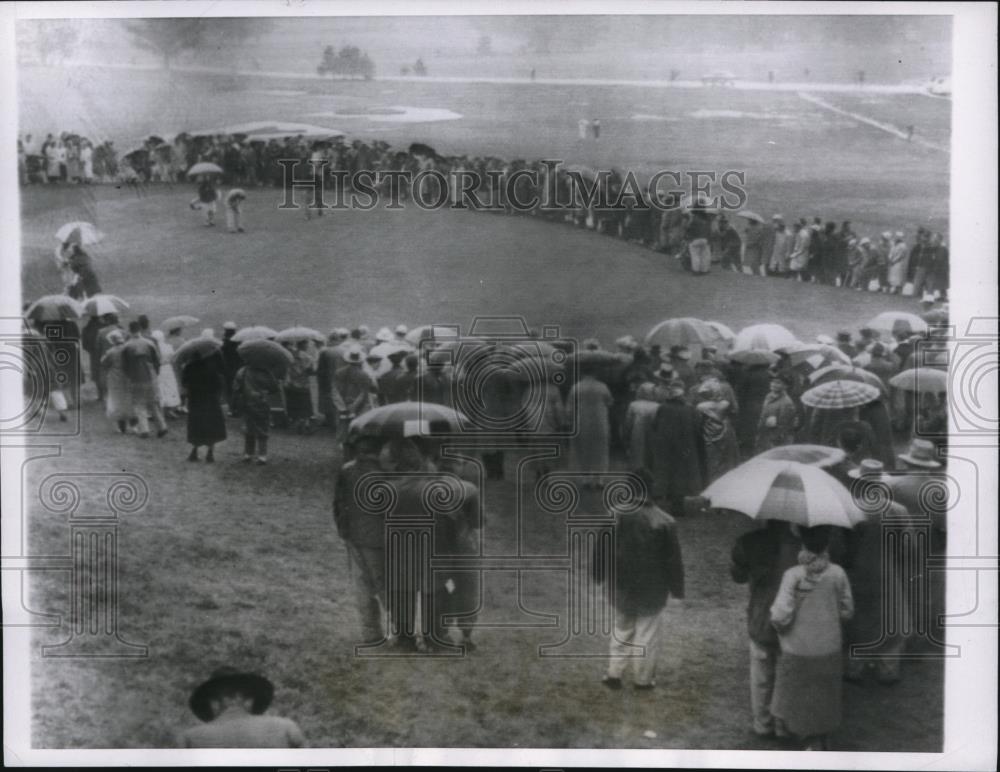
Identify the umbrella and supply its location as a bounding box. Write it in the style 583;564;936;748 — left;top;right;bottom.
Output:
921;309;949;325
187;162;224;176
348;401;468;440
889;367;948;393
275;326;324;344
237;339;294;375
645;317;722;349
173;337;223;370
734;210;765;224
82;294;129;317
809;364;888;397
733;323;798;352
368;341;411;361
703;460;864;528
408;142;438;158
867;312;928;339
55;221;104;246
780;342;852;368
160;315;200;332
754;444;847;468
232;325;279;343
728;349;779;366
705;321;736;343
24;295;82;322
800;379;880;410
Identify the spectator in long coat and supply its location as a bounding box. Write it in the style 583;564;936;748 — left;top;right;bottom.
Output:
333;436;388;644
100;329;131;433
622;382;660;468
742;219;767;276
95;313;123;400
220;322;241;407
566;367;613;488
730;519;801;738
695;378;741;480
858;398;896;470
768;216;793;275
734;362;772;456
647;379;707;515
181;351;228;462
332;346;376;444
843;461;915;684
718;216;743;272
755;375;799;453
594;468;684;690
886;232;909;293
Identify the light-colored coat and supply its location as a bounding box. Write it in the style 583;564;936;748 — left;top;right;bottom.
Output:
567;375;612;474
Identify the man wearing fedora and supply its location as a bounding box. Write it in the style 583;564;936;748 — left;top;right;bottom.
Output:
843;460;918;684
333;344;375;445
667;345;696;389
181;667;306;747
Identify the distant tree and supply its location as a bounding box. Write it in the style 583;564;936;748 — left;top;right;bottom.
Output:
476;34;493;56
413;57;427;76
31;20;80;65
317;44;375;80
124;19;205;69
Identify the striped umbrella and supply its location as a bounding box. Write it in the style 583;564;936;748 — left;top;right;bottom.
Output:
889;367;949;394
809;364;888;398
232;325;279;343
24;295;82;321
733;323;798;352
645;317;722;349
753;444;847;468
867;311;928;339
703;459;864;527
348;401;469;440
801;379;880;410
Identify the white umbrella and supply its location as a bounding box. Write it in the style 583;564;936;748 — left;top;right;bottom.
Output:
55;221;104;246
867;312;928;338
645;317;722;349
703;459;864;528
188;162;224;176
705;321;736;344
232;325;279;343
82;294;129;316
733;323;798;352
275;326;324;344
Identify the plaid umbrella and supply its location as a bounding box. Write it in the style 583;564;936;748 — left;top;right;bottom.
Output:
237;339;294;375
753;444;847;468
24;295;82;322
173;337;222;370
703;459;864;528
867;311;928;338
161;315;200;332
733;323;798;352
889;367;949;393
232;326;279;343
645;317;722;349
55;221;104;246
801;379;880;410
82;294;129;317
728;349;779;366
809;364;888;397
348;401;468;440
275;326;324;344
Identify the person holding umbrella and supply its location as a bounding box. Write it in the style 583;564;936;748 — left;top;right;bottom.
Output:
232;354;284;465
647;378;707;515
190;174;221;227
220;322;241;412
181;347;228;462
285;340;317;434
769;525;854;750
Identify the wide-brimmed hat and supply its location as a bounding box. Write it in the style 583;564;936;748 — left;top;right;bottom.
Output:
816;334;835;345
653;363;675;381
375;327;394;343
394;324;408;335
899;438;942;468
848;458;889;480
189;667;274;722
344;344;364;363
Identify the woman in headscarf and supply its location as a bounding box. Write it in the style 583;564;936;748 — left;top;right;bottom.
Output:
695;378;741;480
151;330;182;418
181;349;228;462
100;329;131;434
